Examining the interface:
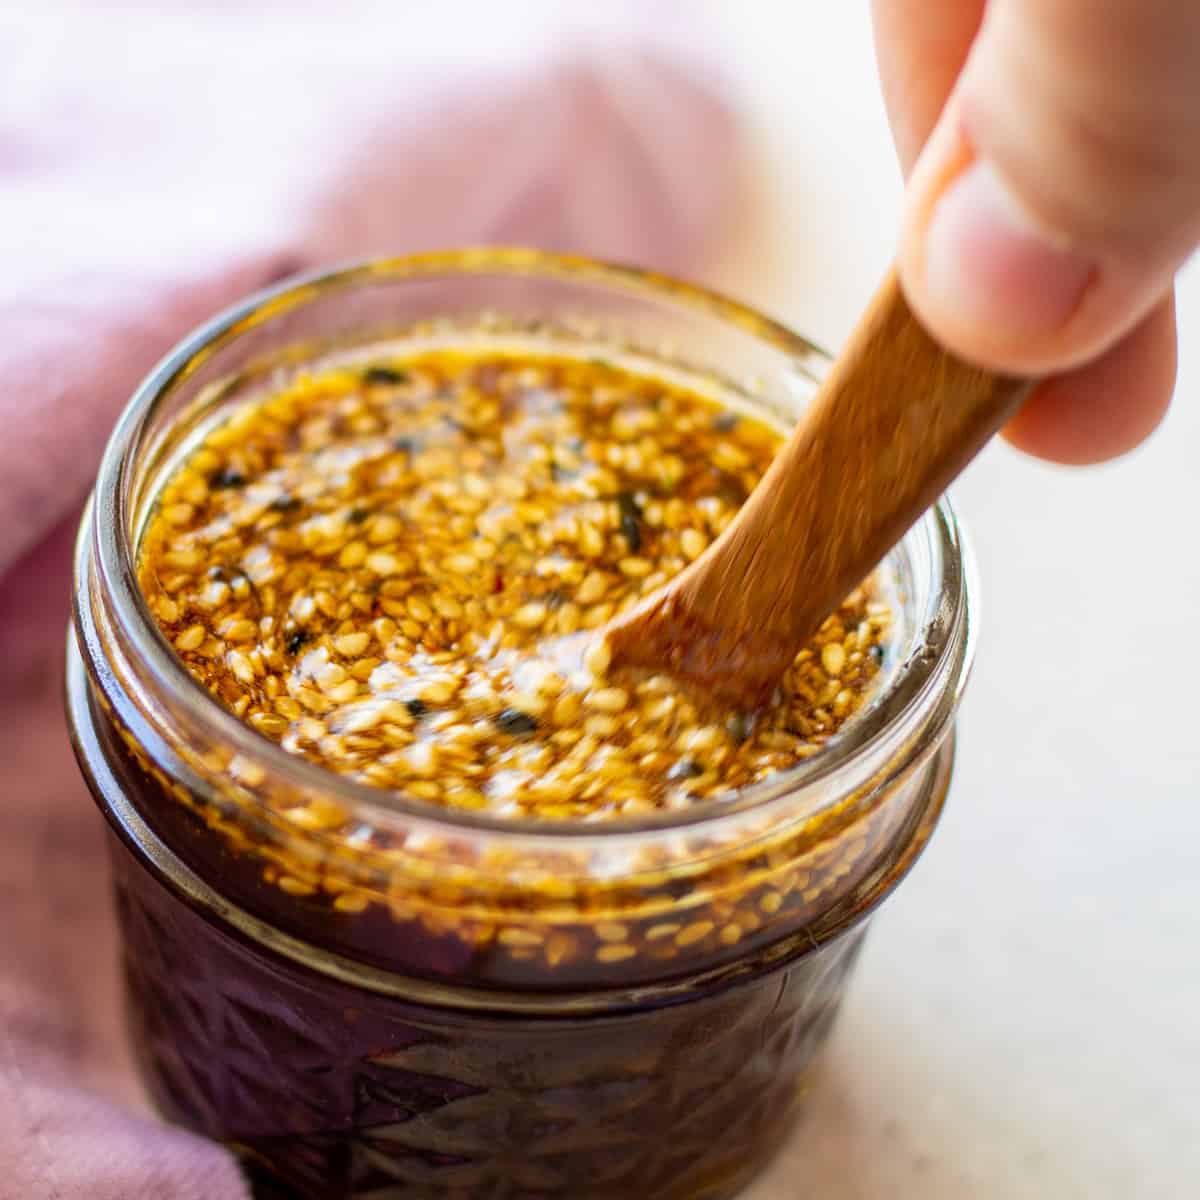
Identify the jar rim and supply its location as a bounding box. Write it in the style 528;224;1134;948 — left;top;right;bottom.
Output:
87;248;977;844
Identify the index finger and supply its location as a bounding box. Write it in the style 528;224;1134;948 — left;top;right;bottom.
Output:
871;0;986;173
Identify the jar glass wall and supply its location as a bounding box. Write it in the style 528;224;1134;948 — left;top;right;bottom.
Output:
67;251;975;1199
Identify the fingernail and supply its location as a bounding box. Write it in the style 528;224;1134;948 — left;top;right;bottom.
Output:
924;160;1094;338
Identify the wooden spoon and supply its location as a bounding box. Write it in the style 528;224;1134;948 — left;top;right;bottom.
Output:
603;268;1033;708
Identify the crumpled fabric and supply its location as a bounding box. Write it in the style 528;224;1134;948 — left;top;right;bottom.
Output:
0;3;741;1196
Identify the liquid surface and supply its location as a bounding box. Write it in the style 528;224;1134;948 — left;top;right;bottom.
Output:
138;351;890;819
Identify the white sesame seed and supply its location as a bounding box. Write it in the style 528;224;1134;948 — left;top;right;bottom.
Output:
585;687;628;714
175;625;205;652
583;639;612;678
680;528;707;561
512;602;547;630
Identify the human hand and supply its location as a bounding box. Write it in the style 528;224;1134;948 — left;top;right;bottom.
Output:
872;0;1200;463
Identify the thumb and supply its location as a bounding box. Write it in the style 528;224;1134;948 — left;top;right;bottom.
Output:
899;0;1200;375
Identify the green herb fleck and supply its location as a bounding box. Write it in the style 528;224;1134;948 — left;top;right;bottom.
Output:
208;467;246;490
494;708;539;737
363;366;410;386
285;630;311;656
667;758;704;781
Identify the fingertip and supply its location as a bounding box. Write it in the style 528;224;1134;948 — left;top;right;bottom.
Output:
900;103;1180;379
871;0;986;175
1002;293;1177;465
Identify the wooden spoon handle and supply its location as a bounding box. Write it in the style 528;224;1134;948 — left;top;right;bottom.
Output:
718;267;1032;639
606;268;1033;701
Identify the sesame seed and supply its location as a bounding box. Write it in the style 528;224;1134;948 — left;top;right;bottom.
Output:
406;595;433;622
227;650;256;685
584;714;620;737
498;927;543;947
277;876;317;897
419;676;458;705
585;687;628;714
595;922;629;942
596;944;637;963
334;632;370;657
579;523;605;557
249;711;289;737
821;641;846;678
583;639;612;678
576;571;609;605
618;557;652;578
137;347;892;866
163;502;195;526
512;602;547;629
551;693;583;726
678;725;723;754
646;922;682;941
365;552;403;576
175;625;205;652
675;921;715;947
711;442;749;471
224;618;258;643
326;679;361;704
680;528;707;561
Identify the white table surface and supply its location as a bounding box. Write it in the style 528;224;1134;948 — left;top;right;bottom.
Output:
698;7;1200;1198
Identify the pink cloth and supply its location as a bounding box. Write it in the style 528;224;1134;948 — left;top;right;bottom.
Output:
0;4;740;1197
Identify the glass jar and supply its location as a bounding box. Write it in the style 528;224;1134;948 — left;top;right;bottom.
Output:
67;250;976;1200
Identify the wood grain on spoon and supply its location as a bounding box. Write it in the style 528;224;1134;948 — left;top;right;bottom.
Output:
604;269;1033;708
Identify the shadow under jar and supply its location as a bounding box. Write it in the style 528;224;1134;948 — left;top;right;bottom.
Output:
66;250;976;1200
